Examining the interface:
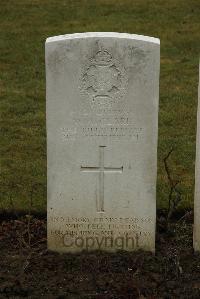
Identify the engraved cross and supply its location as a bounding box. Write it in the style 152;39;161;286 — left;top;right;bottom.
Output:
81;146;123;212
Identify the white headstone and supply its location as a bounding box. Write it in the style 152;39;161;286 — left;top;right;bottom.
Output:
46;32;160;252
194;63;200;251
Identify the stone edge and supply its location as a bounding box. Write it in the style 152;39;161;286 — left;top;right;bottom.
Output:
46;32;160;45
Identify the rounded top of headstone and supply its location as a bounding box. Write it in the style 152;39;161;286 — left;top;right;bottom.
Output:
46;32;160;45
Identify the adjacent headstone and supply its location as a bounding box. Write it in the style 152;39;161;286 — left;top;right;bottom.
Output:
194;63;200;251
46;32;160;252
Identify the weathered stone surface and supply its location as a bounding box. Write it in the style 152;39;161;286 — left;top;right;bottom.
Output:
194;63;200;251
46;32;160;252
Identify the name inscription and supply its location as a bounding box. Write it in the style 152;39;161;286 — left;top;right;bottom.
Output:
60;112;143;140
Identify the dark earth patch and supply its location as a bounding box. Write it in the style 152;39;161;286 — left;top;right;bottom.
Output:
0;215;200;298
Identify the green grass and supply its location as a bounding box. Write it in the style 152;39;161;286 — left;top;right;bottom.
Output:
0;0;200;212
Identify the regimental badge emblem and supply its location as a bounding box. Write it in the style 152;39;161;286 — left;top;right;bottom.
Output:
79;49;128;111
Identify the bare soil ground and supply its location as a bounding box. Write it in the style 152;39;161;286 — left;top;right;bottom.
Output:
0;214;200;299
